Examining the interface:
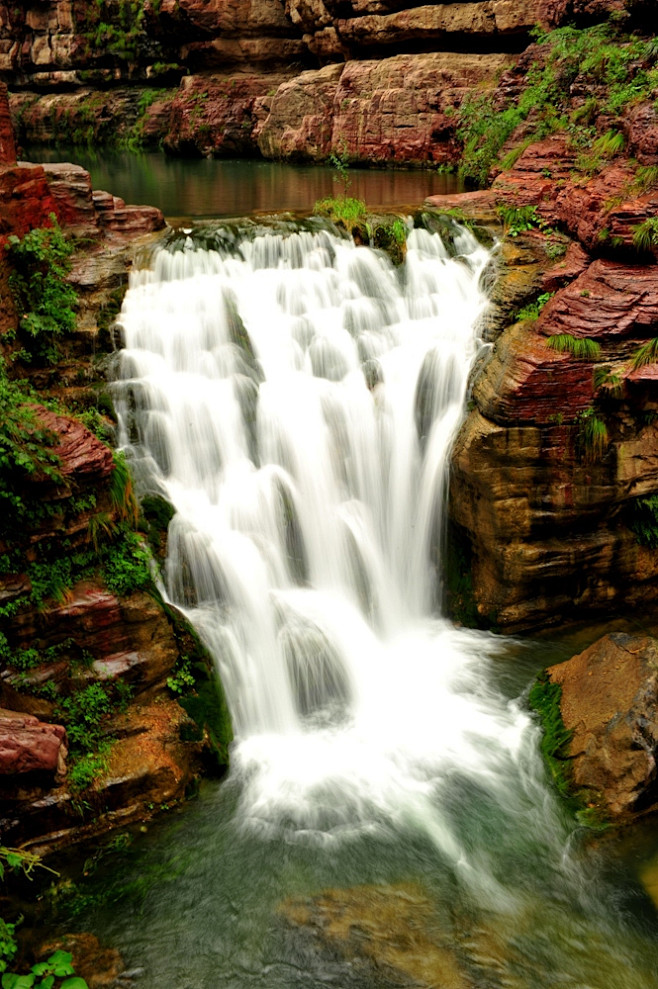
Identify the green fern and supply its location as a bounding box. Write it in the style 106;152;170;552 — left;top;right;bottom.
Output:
592;129;626;157
631;337;658;370
593;365;623;397
577;408;609;461
546;334;601;359
109;451;139;525
629;494;658;549
632;217;658;253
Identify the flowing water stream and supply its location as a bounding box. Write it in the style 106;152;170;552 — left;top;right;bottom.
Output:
91;219;658;988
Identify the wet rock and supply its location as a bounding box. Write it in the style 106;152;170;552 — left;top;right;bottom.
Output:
0;710;67;776
37;933;123;989
450;407;658;629
34;406;115;480
280;882;473;989
99;204;166;238
547;633;658;819
0;697;203;854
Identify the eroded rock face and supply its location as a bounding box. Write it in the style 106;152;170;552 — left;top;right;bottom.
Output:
0;0;620;165
547;633;658;819
428;121;658;631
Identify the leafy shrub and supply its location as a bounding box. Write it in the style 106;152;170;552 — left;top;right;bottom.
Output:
497;204;545;237
101;530;153;597
57;682;113;755
456;22;658;186
2;949;89;989
516;292;554;322
0;361;63;537
5;217;77;365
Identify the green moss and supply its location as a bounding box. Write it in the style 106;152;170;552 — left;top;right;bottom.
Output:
313;196;367;228
443;521;480;629
528;673;574;800
528;673;609;829
162;603;233;773
140;494;176;560
627;494;658;548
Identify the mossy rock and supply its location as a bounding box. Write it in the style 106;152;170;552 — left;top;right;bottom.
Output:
528;672;608;829
162;601;233;774
140;493;176;561
370;216;408;266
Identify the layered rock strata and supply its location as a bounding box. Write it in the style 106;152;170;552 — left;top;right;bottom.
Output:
0;0;624;163
431;139;658;630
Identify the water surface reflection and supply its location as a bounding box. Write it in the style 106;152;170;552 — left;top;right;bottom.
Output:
20;147;463;221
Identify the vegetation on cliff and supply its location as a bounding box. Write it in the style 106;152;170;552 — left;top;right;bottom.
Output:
0;220;232;828
457;20;658;187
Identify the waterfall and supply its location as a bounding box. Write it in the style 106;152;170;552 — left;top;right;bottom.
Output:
113;221;562;899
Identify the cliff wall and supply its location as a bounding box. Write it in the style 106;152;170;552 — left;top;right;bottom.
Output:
0;83;232;857
0;0;643;164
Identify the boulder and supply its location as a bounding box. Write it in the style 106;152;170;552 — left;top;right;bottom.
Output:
0;710;67;776
98;204;166;237
547;633;658;819
0;163;59;242
42;162;99;239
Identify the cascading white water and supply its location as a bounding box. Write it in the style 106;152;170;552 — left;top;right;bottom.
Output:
113;221;563;902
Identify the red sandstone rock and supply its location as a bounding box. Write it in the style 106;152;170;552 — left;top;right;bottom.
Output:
424;189;499;224
258;63;342;159
623;102;658;166
0;81;15;163
165;74;290;157
259;52;511;163
548;633;658;819
538;259;658;340
0;710;67;775
42;161;99;238
543;0;625;24
99;204;166;236
541;241;590;293
0;163;59;241
474;323;595;425
31;406;115;479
